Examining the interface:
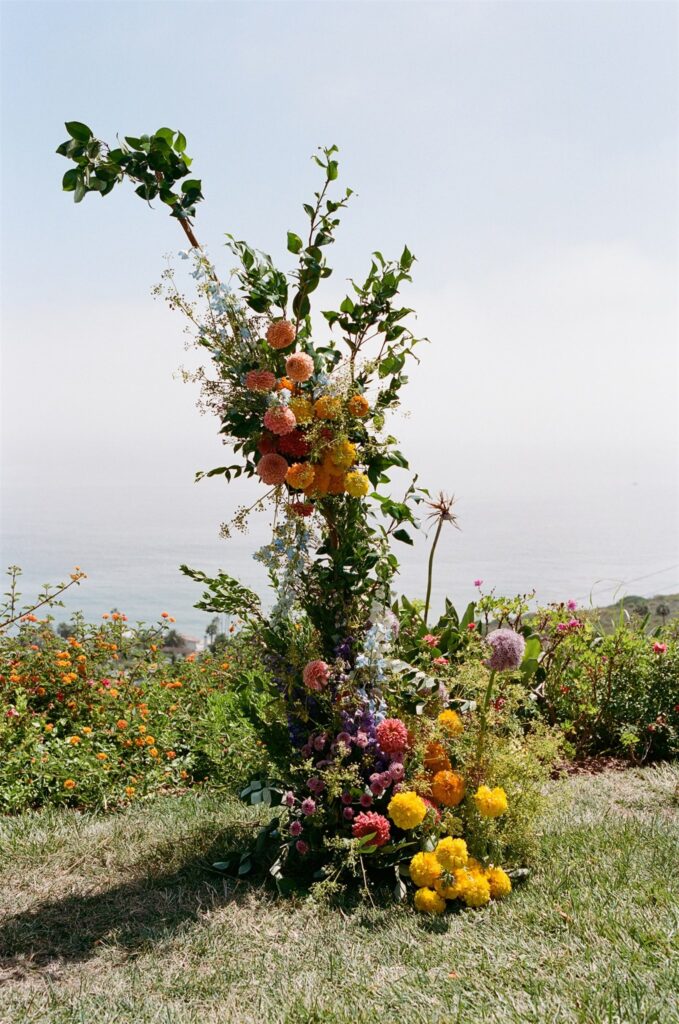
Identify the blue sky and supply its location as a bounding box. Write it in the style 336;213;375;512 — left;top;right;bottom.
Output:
1;1;678;616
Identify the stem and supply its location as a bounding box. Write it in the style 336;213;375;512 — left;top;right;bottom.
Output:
474;669;497;774
423;517;443;627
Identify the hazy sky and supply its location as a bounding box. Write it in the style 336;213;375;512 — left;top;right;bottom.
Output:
1;1;678;614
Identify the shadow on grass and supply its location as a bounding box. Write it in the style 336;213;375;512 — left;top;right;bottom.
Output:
0;830;271;980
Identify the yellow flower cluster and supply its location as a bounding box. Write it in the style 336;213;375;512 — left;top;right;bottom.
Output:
437;709;463;736
387;791;427;829
473;785;509;818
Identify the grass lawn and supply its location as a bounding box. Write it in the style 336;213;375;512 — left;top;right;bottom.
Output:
1;766;678;1024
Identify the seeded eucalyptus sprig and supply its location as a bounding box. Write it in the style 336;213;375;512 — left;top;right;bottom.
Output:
57;121;204;248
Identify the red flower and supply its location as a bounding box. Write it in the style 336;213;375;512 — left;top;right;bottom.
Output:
376;718;408;753
352;812;391;847
278;431;311;458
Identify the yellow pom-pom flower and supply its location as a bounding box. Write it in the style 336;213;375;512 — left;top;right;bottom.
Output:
474;785;508;818
431;769;466;807
409;851;442;888
286;463;315;490
461;873;491;908
387;791;427;830
435;837;468;872
314;395;342;421
330;439;357;469
289;396;314;424
486;866;512;899
434;867;468;901
413;887;446;915
345;471;370;498
438;709;463;736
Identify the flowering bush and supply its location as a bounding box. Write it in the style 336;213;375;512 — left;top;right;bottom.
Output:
0;569;274;811
56;126;555;910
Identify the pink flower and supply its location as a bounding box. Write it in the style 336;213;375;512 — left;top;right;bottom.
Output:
354;731;369;749
336;731;352;746
568;618;582;629
343;807;355;820
303;660;330;691
653;642;667;654
245;369;277;392
285;352;315;383
282;790;296;807
341;792;353;805
557;623;568;633
423;634;439;648
263;405;297;436
289;820;303;837
301;798;316;815
359;793;373;808
370;781;384;796
256;453;289;485
474;579;483;588
6;707;19;719
313;733;327;751
307;777;325;795
295;840;310;855
433;656;449;667
351;812;391;847
389;762;405;783
375;718;408;754
567;599;578;611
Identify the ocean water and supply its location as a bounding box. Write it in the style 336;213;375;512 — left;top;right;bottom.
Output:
3;469;678;639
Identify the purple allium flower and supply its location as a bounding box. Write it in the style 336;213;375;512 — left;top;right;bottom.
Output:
359;793;373;808
301;798;316;815
485;628;526;672
343;807;355;820
567;599;578;611
289;820;303;837
282;791;296;808
341;791;353;805
307;777;325;795
474;579;483;588
295;840;310;855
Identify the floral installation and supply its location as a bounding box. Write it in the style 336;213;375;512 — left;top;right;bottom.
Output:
57;124;545;910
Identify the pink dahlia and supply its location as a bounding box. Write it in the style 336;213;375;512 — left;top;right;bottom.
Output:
245;369;277;392
263;406;297;436
285;352;315;382
376;717;409;754
351;812;391;847
302;659;330;691
256;453;289;485
289;820;303;836
266;319;296;350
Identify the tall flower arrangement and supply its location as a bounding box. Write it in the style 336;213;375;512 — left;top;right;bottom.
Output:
58;125;531;910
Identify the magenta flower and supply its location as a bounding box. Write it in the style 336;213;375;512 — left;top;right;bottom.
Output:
301;798;316;815
359;793;373;808
423;633;440;648
474;579;483;588
282;790;296;807
289;820;303;837
355;731;369;748
567;599;578;611
313;733;328;751
343;807;355;820
295;840;310;855
340;791;353;805
433;656;449;667
389;762;405;783
653;642;667;654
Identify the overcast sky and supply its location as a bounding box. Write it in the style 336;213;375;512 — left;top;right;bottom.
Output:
1;1;678;603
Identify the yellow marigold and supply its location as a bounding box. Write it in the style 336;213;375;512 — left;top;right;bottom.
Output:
116;719;128;730
68;735;80;746
63;779;76;790
81;726;93;735
435;837;468;872
434;867;469;901
345;471;370;498
125;785;136;797
348;394;370;418
330;439;357;469
44;723;54;732
413;886;446;915
144;735;155;745
286;462;315;490
409;851;442;888
314;395;342;421
431;770;466;807
424;741;452;775
474;785;508;818
487;866;512;899
438;709;463;736
304;464;330;497
149;747;159;758
388;791;427;830
96;752;107;761
461;873;491;908
289;396;314;424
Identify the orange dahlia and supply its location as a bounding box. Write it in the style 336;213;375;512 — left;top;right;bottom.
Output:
286;463;315;490
266;320;296;350
431;770;466;807
245;369;277;392
348;394;370;418
424;741;452;775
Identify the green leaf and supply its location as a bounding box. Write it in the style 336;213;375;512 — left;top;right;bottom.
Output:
287;232;303;254
65;121;92;142
62;169;79;192
392;529;413;545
